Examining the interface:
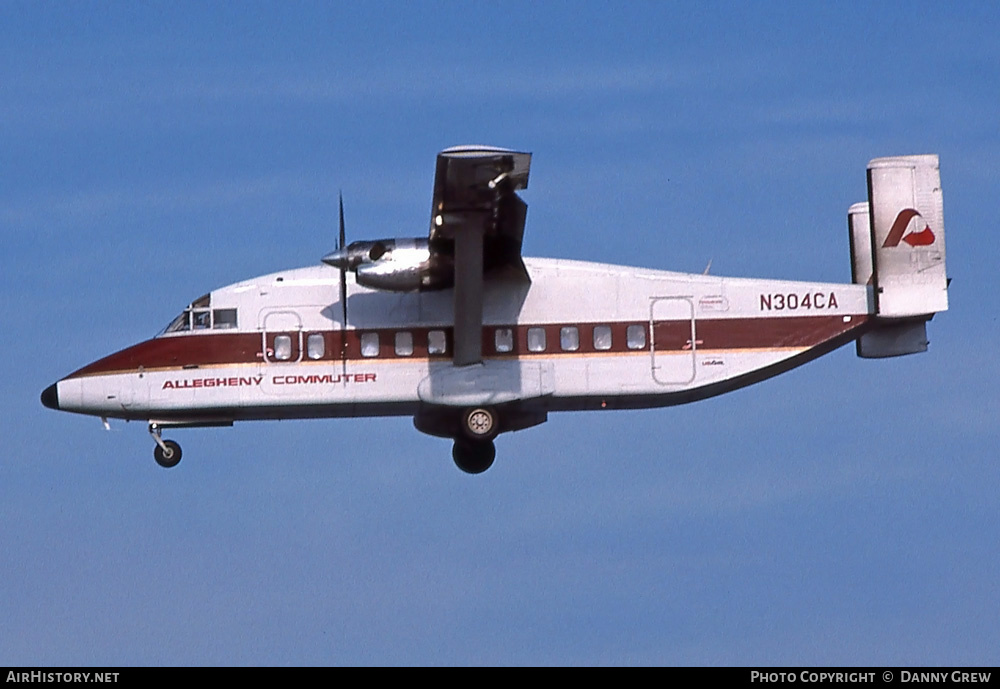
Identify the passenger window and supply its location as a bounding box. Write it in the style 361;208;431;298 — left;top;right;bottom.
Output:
428;330;447;355
593;325;612;351
213;309;237;330
626;324;647;350
192;310;211;330
361;332;379;357
395;331;414;356
560;326;579;351
527;327;546;352
307;333;325;360
274;335;292;360
494;328;513;353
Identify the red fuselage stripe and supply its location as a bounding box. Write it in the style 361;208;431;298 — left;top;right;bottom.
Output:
66;315;868;379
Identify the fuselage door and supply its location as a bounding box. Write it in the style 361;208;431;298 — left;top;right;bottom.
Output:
261;310;303;364
650;297;697;386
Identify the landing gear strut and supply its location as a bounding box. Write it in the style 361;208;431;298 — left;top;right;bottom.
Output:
149;424;182;468
452;438;496;474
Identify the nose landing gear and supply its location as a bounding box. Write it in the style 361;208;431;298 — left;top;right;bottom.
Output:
149;424;182;468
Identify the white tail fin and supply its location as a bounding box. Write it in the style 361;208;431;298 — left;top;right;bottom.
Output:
851;155;948;358
867;154;948;318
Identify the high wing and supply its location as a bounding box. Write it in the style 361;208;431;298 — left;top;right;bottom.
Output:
428;146;532;366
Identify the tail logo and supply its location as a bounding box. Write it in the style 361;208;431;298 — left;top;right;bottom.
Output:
882;208;936;248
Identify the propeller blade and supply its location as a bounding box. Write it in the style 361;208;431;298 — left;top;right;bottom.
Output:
338;192;348;368
340;266;348;330
338;191;346;252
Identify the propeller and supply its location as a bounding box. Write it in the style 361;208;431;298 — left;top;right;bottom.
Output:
338;192;348;365
338;192;348;324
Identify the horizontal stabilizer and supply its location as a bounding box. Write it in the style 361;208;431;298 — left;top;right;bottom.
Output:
856;318;929;359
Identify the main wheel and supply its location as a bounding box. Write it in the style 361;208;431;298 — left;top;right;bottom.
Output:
153;439;182;468
452;439;496;474
460;406;499;441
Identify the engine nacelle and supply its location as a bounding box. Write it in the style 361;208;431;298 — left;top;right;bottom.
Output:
322;238;452;292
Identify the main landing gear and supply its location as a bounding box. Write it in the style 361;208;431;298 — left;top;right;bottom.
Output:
451;406;499;474
460;406;499;442
417;404;548;474
452;438;496;474
149;423;182;468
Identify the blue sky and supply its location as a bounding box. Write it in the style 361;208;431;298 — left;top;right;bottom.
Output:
3;1;999;665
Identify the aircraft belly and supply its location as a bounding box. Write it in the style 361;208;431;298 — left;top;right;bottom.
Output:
417;360;554;407
576;355;652;397
693;347;805;385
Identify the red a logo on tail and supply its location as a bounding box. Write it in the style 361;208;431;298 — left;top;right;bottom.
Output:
882;208;936;248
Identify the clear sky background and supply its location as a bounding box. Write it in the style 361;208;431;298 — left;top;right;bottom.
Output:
3;1;998;666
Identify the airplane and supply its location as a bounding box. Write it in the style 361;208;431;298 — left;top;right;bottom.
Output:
40;146;948;474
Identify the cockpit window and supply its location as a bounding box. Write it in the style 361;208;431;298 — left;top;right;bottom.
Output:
160;295;239;335
192;310;211;330
213;309;237;329
164;311;190;333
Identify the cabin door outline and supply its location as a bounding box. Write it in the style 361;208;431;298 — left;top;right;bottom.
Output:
261;310;303;364
650;296;697;386
259;309;306;396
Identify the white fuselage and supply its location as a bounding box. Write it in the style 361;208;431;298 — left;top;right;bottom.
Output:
52;257;872;424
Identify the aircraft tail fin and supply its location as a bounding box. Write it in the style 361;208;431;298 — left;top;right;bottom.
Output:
847;154;948;358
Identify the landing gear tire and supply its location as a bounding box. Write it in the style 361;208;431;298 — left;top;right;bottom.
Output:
460;406;499;442
452;439;496;474
153;440;182;468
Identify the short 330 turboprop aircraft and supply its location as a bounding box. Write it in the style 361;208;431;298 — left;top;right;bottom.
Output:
42;147;948;473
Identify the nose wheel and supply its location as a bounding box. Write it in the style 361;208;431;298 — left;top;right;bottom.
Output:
149;424;182;468
153;440;182;468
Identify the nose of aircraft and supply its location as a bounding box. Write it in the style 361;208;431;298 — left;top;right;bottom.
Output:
41;383;60;410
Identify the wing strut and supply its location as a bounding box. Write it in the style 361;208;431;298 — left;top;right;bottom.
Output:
452;214;486;366
429;146;532;368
